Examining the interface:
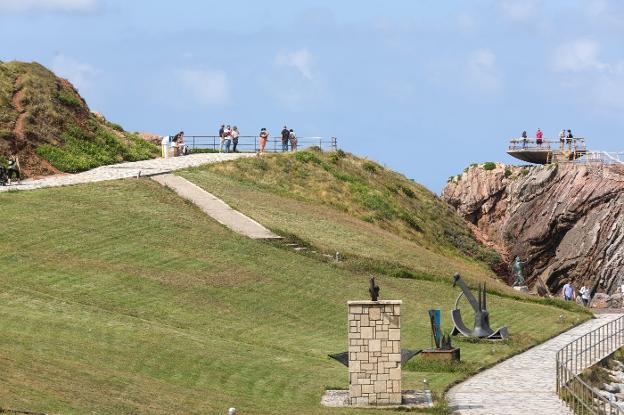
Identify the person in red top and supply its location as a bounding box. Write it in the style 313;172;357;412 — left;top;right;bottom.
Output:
536;128;543;147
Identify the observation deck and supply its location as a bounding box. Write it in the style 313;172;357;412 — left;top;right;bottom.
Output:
507;137;587;164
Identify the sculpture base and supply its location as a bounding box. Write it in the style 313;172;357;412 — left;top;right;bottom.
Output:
420;348;460;362
321;389;433;409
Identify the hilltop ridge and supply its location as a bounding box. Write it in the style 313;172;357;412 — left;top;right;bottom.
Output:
0;61;158;176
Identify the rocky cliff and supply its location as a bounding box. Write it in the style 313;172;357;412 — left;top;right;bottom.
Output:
443;162;624;296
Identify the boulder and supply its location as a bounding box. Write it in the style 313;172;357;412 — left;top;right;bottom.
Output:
591;293;611;309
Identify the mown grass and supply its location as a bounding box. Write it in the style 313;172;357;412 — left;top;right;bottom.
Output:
0;179;589;414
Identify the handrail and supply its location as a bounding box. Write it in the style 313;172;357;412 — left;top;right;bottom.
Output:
556;315;624;414
508;137;587;152
182;135;338;153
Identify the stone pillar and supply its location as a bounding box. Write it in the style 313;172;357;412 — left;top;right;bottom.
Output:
347;300;402;406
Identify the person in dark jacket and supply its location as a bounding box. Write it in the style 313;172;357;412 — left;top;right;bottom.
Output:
281;126;289;152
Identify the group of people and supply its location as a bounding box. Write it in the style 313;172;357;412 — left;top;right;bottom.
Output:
161;131;187;158
218;124;298;154
218;125;240;153
520;128;576;149
562;281;591;307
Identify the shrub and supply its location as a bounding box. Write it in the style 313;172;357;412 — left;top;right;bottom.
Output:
399;185;415;198
57;93;81;108
482;162;496;171
294;151;321;164
504;168;512;178
108;122;124;132
521;168;530;176
362;161;378;173
399;211;423;232
308;145;322;153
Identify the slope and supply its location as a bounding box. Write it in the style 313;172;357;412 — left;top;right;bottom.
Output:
0;178;588;415
0;61;158;176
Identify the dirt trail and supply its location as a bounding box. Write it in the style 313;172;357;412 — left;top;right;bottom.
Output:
9;76;61;177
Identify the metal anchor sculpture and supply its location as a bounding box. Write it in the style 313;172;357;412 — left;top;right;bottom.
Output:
450;273;508;340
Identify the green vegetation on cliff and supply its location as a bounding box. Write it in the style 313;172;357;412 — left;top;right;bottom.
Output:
0;61;158;175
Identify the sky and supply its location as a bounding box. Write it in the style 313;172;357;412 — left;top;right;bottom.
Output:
2;0;624;191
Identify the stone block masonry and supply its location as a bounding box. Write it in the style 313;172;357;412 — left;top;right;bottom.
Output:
347;300;402;406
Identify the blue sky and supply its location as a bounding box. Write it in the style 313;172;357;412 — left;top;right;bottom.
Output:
2;0;624;191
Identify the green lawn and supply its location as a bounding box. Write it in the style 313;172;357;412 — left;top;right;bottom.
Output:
0;178;588;414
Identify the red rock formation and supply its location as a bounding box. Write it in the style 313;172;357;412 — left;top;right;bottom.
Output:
443;162;624;295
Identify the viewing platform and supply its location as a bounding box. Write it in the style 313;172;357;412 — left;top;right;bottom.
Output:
507;138;587;164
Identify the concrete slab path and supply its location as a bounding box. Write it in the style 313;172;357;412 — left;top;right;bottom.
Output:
0;153;254;193
447;313;623;415
152;173;281;240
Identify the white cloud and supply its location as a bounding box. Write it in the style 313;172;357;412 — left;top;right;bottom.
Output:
0;0;98;13
177;69;230;106
552;40;608;72
51;54;98;93
499;0;538;21
275;49;314;80
467;49;503;93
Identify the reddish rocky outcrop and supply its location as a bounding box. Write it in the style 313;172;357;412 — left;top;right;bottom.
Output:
443;162;624;296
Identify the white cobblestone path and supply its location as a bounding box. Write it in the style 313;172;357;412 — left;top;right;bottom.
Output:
0;153;254;193
447;313;623;414
152;174;281;239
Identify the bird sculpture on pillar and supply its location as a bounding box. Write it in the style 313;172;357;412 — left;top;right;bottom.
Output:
369;277;380;301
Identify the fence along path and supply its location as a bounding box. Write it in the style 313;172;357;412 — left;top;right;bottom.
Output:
447;313;623;415
151;174;281;240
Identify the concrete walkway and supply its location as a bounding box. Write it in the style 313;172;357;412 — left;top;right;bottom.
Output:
447;313;623;415
152;174;281;240
0;153;253;193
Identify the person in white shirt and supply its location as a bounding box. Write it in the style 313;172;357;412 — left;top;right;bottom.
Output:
559;129;566;150
231;126;240;152
579;285;590;307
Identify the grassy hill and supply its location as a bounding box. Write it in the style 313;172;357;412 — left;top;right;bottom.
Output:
0;152;590;414
0;61;158;176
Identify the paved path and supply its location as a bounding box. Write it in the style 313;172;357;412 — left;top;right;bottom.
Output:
447;313;623;415
152;174;281;240
0;153;254;193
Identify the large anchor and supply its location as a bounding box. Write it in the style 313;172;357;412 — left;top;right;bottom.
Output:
451;273;508;340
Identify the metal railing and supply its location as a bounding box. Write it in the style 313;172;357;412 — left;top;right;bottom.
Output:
583;151;624;165
556;315;624;414
509;137;587;152
183;135;337;153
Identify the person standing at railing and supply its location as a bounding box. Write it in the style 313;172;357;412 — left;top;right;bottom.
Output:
231;126;239;153
289;129;297;151
559;129;566;150
219;124;225;152
281;125;290;152
259;127;269;154
521;131;528;148
536;128;543;147
566;129;574;150
161;135;172;158
223;125;232;153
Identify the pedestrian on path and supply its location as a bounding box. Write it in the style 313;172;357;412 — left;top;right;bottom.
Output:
6;155;21;184
231;126;239;153
562;281;575;301
579;285;590;307
258;128;269;154
281;125;290;152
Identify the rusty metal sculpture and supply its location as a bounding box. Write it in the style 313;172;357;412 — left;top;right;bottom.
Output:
451;273;508;340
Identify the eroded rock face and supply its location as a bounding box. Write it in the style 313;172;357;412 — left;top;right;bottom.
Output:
443;163;624;295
